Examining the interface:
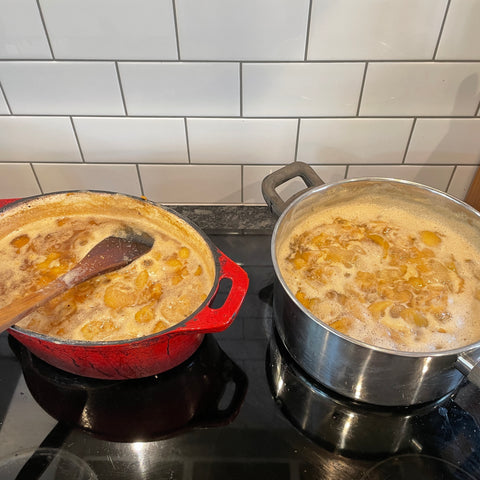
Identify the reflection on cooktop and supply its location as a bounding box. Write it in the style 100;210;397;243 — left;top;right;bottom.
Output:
363;454;479;480
9;334;248;443
267;327;480;468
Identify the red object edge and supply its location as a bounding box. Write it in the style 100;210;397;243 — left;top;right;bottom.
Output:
0;198;20;208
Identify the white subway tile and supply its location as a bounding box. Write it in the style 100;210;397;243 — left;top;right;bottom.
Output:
448;166;478;200
243;63;364;117
437;0;480;60
119;62;240;116
406;119;480;165
297;118;412;164
188;118;297;164
0;117;81;162
347;165;454;191
40;0;177;60
0;163;41;197
308;0;447;60
176;0;309;60
34;163;142;195
139;165;241;203
360;63;480;116
0;61;124;115
243;164;345;204
73;117;187;163
0;0;51;59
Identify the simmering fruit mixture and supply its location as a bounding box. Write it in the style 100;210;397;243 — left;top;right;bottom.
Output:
279;199;480;352
0;194;215;342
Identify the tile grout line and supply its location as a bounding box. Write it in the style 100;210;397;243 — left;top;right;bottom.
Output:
446;164;457;191
35;0;55;60
184;117;192;164
356;62;369;117
0;82;12;114
21;161;476;167
240;164;244;203
1;59;479;64
2;113;479;120
69;117;86;162
172;0;182;60
294;118;301;162
402;117;417;164
29;163;44;194
136;164;145;196
239;62;243;117
433;0;452;60
303;0;314;61
114;62;128;116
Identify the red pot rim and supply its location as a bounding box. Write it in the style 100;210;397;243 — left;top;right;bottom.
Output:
2;191;249;347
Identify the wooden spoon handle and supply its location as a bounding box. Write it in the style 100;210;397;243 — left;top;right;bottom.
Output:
0;277;68;333
0;234;154;334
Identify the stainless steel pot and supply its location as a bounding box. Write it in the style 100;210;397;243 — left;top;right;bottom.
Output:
262;162;480;406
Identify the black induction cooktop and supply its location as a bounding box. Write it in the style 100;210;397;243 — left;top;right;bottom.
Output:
1;230;479;480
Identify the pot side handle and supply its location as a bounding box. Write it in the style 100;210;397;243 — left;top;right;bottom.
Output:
261;162;325;217
455;351;480;388
174;249;249;334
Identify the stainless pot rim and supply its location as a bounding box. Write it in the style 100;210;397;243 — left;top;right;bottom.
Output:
270;176;480;359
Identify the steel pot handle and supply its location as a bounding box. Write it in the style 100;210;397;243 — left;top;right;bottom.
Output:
261;162;325;217
174;249;249;334
455;351;480;388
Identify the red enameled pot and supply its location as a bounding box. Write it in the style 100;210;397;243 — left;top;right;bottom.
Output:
0;194;249;380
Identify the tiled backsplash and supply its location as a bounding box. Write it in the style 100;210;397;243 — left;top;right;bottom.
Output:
0;0;479;205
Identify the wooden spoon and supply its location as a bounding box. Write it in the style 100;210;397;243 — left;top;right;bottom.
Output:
0;233;154;333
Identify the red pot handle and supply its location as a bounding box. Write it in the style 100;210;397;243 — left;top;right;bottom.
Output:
174;248;249;335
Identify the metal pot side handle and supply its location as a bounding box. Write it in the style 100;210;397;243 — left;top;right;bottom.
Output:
261;162;325;217
455;351;480;388
174;249;249;335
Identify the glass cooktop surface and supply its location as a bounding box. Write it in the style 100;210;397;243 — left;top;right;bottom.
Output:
1;227;480;480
